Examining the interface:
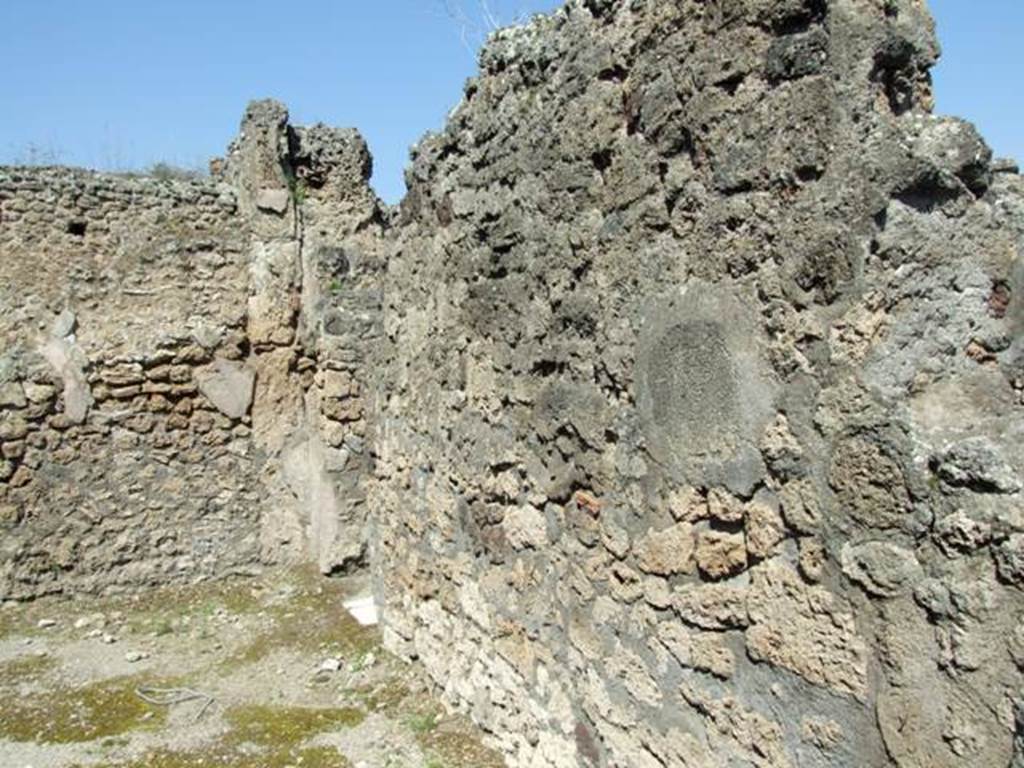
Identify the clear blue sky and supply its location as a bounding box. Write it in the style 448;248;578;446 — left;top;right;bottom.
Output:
0;0;1019;204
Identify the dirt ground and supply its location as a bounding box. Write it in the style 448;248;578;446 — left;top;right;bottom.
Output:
0;567;506;768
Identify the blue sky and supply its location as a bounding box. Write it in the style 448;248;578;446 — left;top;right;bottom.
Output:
0;1;1019;204
930;0;1023;168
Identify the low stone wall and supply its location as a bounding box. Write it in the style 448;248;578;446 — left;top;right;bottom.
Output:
0;103;384;599
372;1;1024;766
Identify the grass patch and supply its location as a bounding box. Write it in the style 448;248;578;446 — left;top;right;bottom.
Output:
0;674;170;744
1;567;506;768
407;710;441;734
104;705;362;768
0;612;14;640
0;602;48;640
0;652;57;687
350;678;411;713
225;703;366;747
107;743;351;768
417;729;507;768
124;577;266;638
0;574;267;642
224;570;378;670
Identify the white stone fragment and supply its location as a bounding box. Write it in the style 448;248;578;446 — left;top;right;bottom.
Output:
319;657;342;673
343;595;378;626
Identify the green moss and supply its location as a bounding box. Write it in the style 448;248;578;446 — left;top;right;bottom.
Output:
108;744;351;768
407;710;441;734
224;571;378;669
124;577;265;637
294;745;353;767
153;618;174;637
0;652;57;687
1;567;503;768
225;703;366;747
0;674;169;744
104;705;362;768
288;175;309;206
0;603;46;640
352;678;411;713
417;730;506;768
0;573;266;644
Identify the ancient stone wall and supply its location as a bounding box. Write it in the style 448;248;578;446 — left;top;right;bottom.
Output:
222;101;387;575
0;103;383;599
4;1;1024;764
371;1;1024;766
0;167;260;598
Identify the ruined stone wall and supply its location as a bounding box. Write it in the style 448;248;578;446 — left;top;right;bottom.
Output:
5;0;1024;762
0;168;262;598
223;101;387;575
372;1;1024;766
0;103;383;599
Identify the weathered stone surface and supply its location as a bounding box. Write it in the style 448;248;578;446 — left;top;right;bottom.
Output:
707;489;746;524
672;583;750;631
503;505;548;550
679;682;793;768
4;0;1024;765
39;335;92;424
995;535;1024;586
51;309;77;339
932;437;1021;494
23;382;56;404
0;100;383;599
373;0;1024;740
745;499;786;560
840;541;922;598
746;562;869;700
636;285;776;496
695;530;748;580
910;115;993;195
196;359;255;419
0;382;26;408
828;436;912;530
255;187;290;214
634;522;695;575
656;621;735;679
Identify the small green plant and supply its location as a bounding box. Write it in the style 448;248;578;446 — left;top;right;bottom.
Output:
153;619;174;637
407;711;440;734
289;176;309;206
329;278;344;295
